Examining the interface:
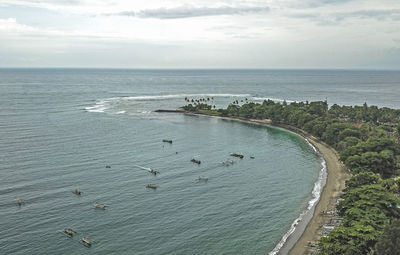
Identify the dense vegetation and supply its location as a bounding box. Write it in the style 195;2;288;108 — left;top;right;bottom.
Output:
183;100;400;254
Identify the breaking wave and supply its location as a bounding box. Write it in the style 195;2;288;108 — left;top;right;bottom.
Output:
268;139;327;255
84;93;297;114
252;97;296;103
85;93;252;113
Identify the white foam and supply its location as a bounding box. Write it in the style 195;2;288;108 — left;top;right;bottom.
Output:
116;111;126;114
116;93;252;101
268;139;327;255
85;93;252;114
85;98;113;113
251;97;295;103
84;105;107;113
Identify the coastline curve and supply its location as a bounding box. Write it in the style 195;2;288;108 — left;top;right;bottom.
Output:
160;111;349;255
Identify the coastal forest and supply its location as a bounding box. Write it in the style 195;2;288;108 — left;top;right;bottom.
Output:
183;100;400;255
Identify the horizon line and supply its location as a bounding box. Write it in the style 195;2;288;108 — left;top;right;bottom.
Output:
0;67;400;71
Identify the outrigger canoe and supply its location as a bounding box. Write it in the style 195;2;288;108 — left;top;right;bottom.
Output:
94;203;106;209
230;153;244;159
146;184;158;189
61;228;76;237
80;237;92;247
191;159;201;164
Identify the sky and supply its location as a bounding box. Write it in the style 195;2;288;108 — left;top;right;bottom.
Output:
0;0;400;69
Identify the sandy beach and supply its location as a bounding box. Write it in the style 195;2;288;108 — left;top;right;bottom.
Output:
182;112;351;255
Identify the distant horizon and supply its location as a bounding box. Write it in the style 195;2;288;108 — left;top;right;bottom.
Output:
2;67;400;71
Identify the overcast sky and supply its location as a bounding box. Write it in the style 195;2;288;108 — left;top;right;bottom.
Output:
1;0;400;69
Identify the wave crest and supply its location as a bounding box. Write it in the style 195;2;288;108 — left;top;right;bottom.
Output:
268;139;327;255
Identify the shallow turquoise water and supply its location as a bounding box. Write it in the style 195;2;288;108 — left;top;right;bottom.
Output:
0;69;398;254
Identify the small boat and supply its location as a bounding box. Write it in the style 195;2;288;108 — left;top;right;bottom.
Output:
162;139;173;144
105;165;111;168
191;159;201;165
146;184;158;189
63;228;75;237
230;153;244;159
197;176;208;182
94;203;106;209
80;237;92;247
73;189;81;195
250;156;255;159
149;169;159;175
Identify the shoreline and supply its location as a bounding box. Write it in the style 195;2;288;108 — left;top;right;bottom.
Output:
165;111;350;255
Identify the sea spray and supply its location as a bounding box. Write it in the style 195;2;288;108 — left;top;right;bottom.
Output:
268;139;327;255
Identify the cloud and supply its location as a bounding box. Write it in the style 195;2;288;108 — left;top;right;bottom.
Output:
106;5;270;19
0;18;130;41
0;18;35;31
338;9;400;20
288;8;400;26
0;0;81;8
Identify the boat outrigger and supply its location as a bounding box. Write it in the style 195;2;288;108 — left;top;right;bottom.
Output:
146;184;158;189
73;189;81;195
191;158;201;165
94;203;106;209
80;237;92;247
162;139;173;144
230;153;244;159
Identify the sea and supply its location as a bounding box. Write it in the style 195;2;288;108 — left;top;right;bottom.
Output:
0;69;399;255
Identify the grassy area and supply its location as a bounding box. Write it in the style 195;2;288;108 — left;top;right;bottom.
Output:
197;109;221;115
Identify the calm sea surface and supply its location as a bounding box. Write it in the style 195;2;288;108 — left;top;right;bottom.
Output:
0;69;399;254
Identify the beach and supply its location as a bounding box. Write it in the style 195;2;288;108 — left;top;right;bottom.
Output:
184;112;351;255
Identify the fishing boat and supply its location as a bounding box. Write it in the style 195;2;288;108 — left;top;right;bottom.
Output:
230;153;244;159
146;184;158;189
191;158;201;164
105;165;111;168
149;169;159;175
80;237;92;247
197;176;208;182
250;156;255;159
73;189;81;195
94;203;106;209
162;139;173;144
62;228;75;237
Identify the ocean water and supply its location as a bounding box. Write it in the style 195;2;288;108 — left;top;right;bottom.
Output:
0;69;399;255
